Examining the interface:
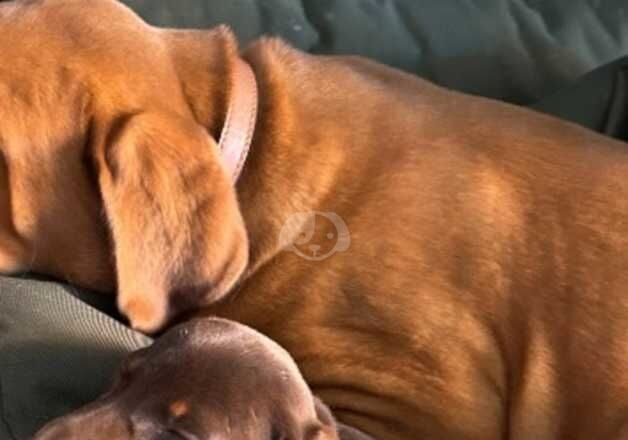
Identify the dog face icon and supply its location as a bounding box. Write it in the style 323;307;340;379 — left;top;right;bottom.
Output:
279;212;351;261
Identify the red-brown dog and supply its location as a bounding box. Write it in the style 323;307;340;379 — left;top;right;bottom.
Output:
2;0;628;439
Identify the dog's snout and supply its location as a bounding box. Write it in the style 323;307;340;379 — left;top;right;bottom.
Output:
119;293;169;334
30;423;71;440
31;400;133;440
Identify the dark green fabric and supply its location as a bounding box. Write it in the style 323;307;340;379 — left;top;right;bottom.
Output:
0;277;151;439
533;57;628;141
125;0;319;51
3;1;628;439
123;0;628;104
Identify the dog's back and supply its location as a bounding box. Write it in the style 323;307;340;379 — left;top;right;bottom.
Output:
206;43;628;439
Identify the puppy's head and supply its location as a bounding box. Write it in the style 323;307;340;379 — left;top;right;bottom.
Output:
31;319;339;440
0;0;248;332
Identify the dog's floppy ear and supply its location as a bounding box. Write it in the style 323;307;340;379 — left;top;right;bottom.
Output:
306;398;376;440
295;397;339;440
92;111;248;333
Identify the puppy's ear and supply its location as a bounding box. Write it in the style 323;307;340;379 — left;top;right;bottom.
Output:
92;111;248;333
302;398;340;440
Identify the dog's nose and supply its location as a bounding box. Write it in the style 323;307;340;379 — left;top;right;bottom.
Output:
119;293;169;334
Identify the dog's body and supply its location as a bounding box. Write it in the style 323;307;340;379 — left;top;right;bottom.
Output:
2;1;628;439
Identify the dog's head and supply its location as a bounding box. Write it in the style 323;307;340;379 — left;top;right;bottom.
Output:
31;319;340;440
0;0;249;332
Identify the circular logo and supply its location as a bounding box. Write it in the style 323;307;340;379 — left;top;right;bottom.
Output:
278;212;351;261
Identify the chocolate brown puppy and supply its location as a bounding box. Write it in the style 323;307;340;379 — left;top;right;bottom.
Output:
30;319;370;440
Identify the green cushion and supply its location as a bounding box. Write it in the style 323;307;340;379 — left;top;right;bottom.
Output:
533;57;628;141
0;277;151;439
124;0;628;104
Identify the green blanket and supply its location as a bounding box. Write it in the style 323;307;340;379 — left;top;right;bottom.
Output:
125;0;628;104
0;277;150;440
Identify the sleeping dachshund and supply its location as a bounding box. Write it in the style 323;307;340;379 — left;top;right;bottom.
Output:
1;0;628;439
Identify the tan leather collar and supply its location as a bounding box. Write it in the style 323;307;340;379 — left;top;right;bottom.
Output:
218;57;258;181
